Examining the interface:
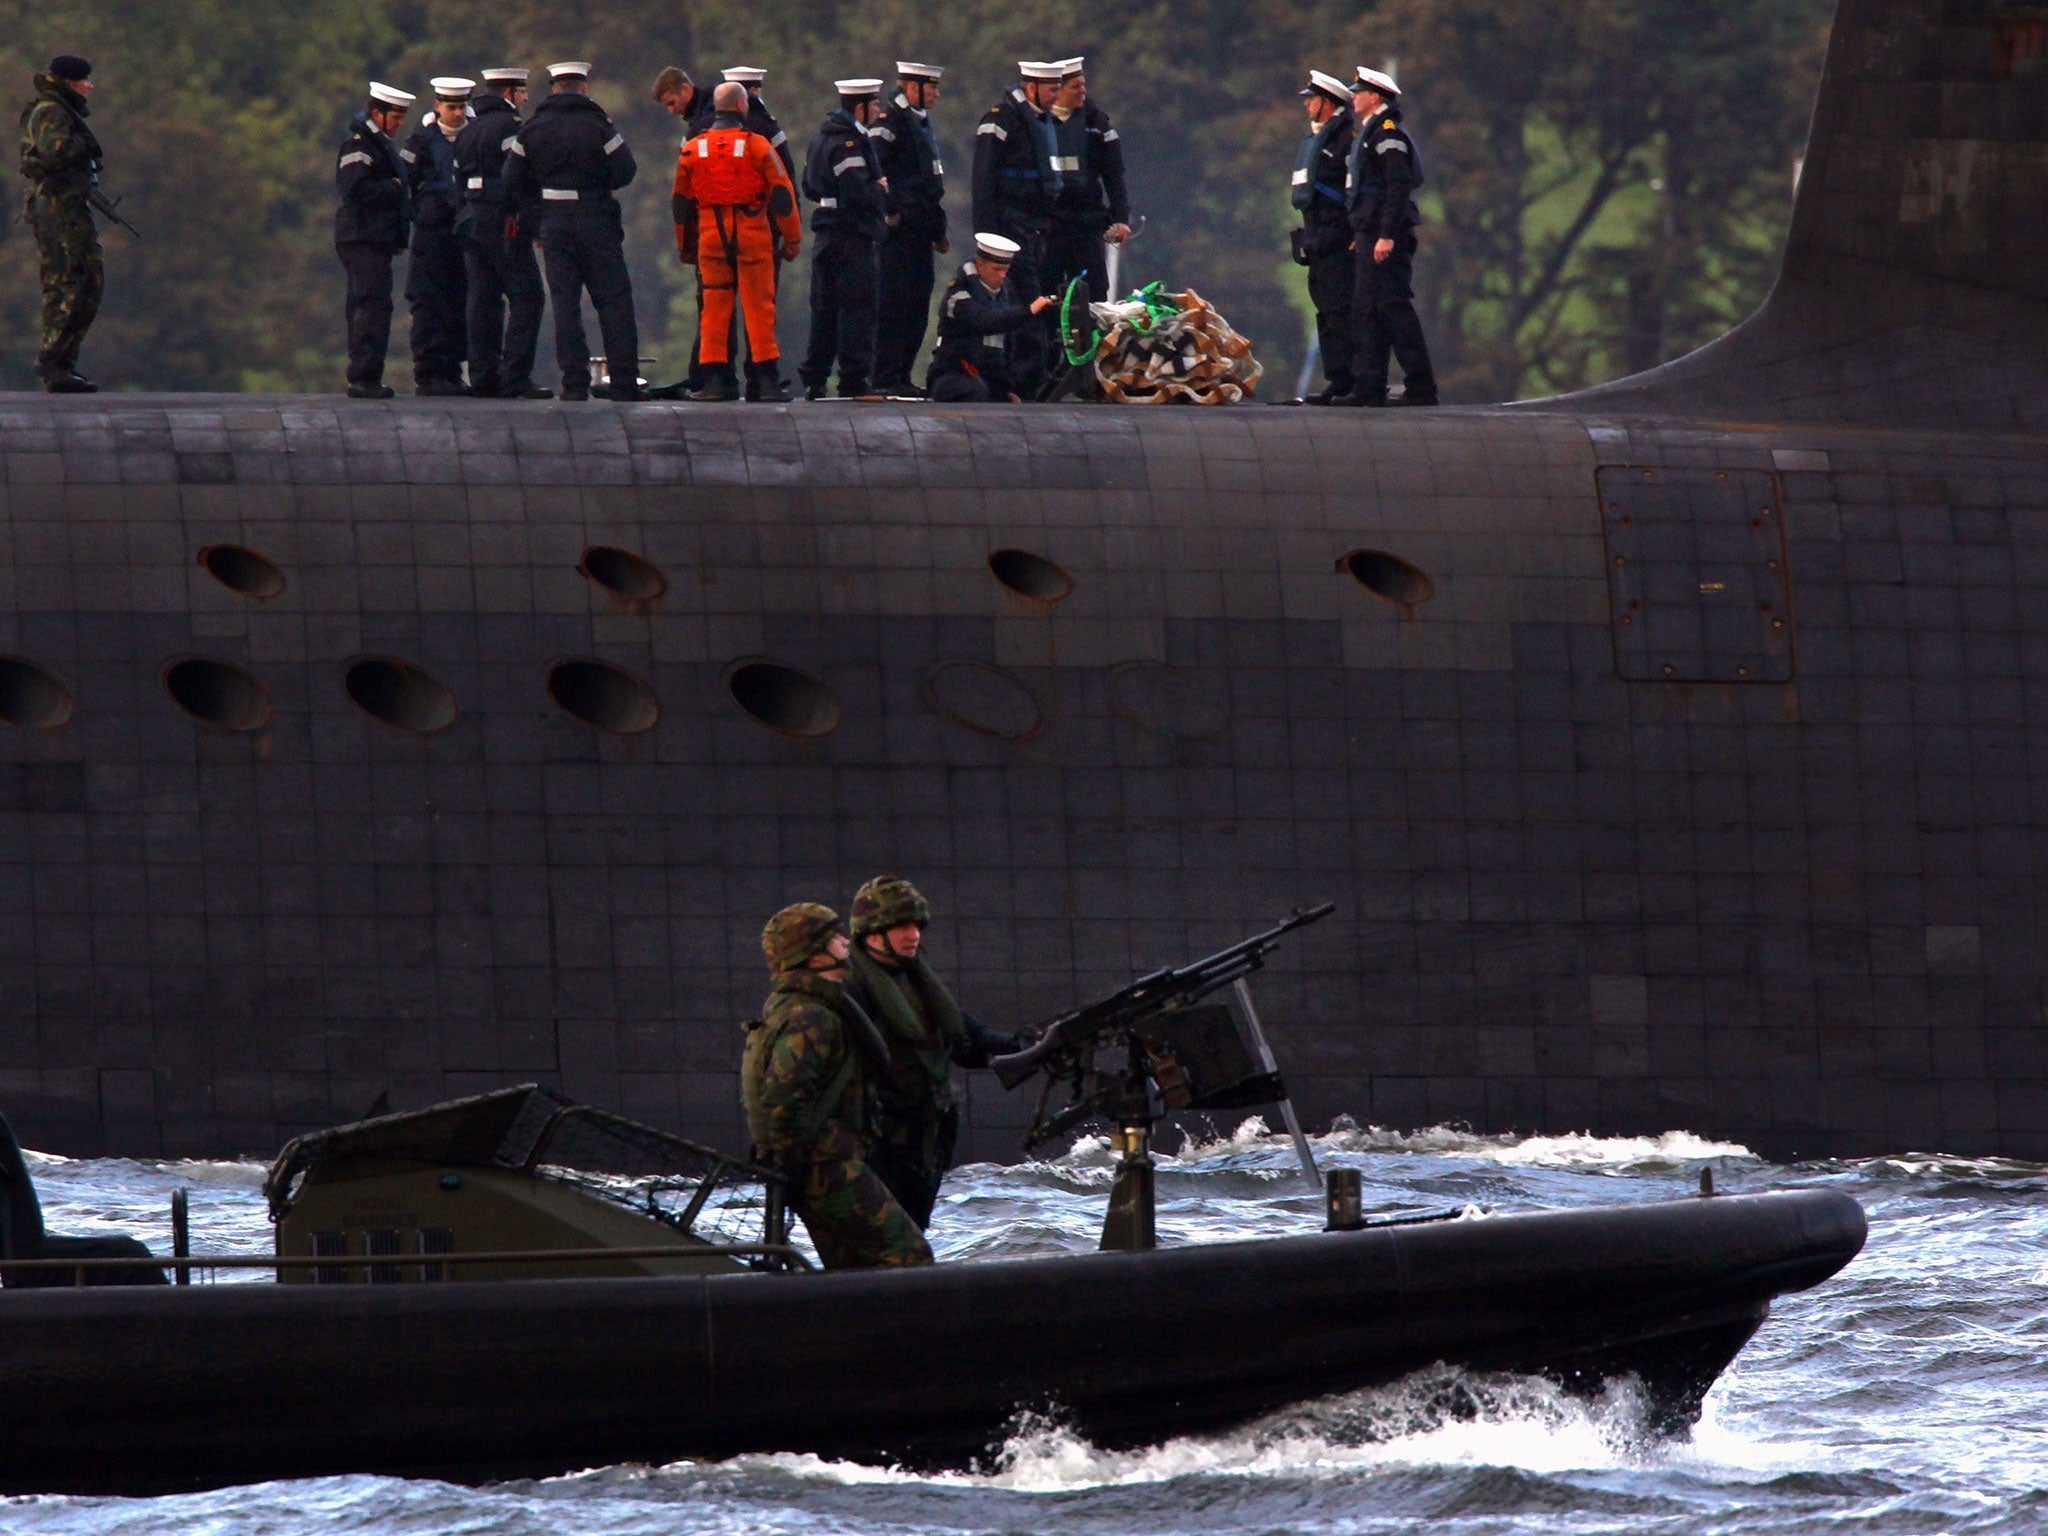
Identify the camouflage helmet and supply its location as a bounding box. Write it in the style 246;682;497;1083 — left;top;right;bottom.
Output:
761;902;843;973
850;875;931;938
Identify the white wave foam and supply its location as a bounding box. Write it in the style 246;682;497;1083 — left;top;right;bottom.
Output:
720;1368;1778;1496
1311;1118;1755;1169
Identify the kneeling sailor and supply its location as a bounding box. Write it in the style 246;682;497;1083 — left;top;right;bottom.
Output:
925;233;1054;403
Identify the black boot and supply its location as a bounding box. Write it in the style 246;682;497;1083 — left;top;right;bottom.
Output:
346;381;395;399
42;370;98;395
746;362;794;402
1395;382;1440;407
1326;389;1387;408
686;369;739;403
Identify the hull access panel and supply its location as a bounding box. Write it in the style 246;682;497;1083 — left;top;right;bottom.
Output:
1599;466;1794;683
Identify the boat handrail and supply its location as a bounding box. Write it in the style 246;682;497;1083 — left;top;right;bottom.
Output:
0;1242;816;1284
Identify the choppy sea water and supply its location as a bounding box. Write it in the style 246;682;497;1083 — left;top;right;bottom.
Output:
9;1119;2048;1535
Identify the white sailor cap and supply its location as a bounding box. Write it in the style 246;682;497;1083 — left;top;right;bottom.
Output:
481;67;529;85
1018;61;1064;82
974;232;1022;262
834;78;884;99
1352;67;1400;97
368;82;416;108
547;61;591;81
723;66;767;85
1301;70;1352;105
1053;57;1086;77
429;76;475;99
896;62;943;81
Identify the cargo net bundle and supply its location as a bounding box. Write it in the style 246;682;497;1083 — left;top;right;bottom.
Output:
1067;282;1264;405
266;1084;779;1250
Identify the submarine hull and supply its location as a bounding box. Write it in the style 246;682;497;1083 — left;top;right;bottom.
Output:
0;1188;1865;1494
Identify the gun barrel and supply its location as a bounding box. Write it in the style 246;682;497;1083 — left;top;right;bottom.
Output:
989;903;1337;1095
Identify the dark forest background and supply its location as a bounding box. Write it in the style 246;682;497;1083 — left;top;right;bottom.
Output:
0;0;1831;401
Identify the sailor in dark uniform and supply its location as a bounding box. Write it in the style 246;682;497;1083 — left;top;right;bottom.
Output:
870;62;949;397
333;81;416;399
1041;58;1132;309
1334;68;1437;407
924;233;1055;403
1291;70;1357;405
502;61;642;402
403;77;474;395
970;60;1065;397
455;67;549;398
799;78;890;400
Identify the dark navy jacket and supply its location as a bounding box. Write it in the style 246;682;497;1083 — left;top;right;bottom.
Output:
871;91;946;244
803;108;888;242
333;114;412;250
1346;105;1423;241
929;261;1039;397
404;115;464;227
503;91;636;214
452;93;523;227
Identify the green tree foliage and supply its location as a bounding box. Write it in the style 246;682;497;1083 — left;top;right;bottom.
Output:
0;0;1829;398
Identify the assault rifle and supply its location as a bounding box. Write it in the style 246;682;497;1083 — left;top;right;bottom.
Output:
88;187;141;239
991;902;1335;1152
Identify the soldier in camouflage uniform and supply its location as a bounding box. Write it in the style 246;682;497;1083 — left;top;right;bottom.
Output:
18;55;104;393
743;903;933;1269
843;877;1023;1228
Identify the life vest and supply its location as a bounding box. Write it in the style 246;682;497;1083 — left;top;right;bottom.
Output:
689;126;769;208
1291;113;1349;213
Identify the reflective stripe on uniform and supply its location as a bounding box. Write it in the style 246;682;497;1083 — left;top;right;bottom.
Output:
541;187;580;200
604;134;625;154
833;156;865;176
932;159;944;175
1102;128;1119;142
869;126;897;142
771;130;787;146
399;149;417;163
1051;155;1080;171
1291;168;1309;185
986;333;1006;349
466;176;485;189
978;121;1006;139
508;139;527;156
1376;139;1409;153
733;139;747;157
339;151;373;168
695;139;710;157
818;197;839;208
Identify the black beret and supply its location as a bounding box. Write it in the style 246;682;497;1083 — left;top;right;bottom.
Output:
49;55;92;81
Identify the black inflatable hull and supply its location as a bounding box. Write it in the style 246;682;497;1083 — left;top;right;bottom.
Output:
0;1190;1864;1495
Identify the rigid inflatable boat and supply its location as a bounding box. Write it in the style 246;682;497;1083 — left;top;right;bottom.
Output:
0;1087;1864;1495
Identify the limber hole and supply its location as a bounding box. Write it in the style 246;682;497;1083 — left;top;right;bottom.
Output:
579;546;668;602
988;548;1074;604
727;661;841;739
0;656;75;730
198;544;287;599
546;659;661;735
344;657;459;735
1338;549;1435;607
163;657;273;732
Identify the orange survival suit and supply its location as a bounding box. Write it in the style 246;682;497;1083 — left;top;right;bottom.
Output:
673;119;804;372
